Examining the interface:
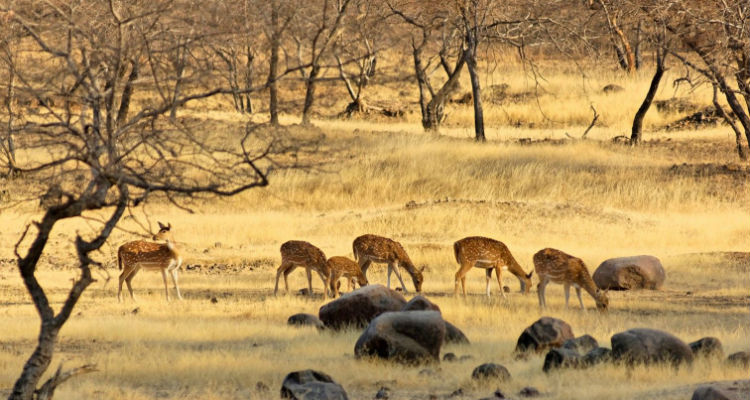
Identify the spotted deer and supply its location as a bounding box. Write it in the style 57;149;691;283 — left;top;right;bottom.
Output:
326;256;368;298
453;236;533;297
117;222;183;302
534;248;609;311
274;241;332;299
352;234;424;293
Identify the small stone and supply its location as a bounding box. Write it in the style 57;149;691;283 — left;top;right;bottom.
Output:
419;368;436;376
131;307;139;315
503;286;510;293
210;296;218;304
726;351;750;368
443;352;457;362
448;388;463;397
519;387;541;397
255;381;269;392
374;386;390;399
471;363;511;382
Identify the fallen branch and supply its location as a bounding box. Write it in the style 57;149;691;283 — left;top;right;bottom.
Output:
565;105;599;140
35;364;98;400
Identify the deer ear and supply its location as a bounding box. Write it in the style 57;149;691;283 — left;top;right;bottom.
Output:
158;221;165;229
167;222;172;230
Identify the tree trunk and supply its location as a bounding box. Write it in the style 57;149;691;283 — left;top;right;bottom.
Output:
9;323;59;400
465;40;485;142
4;60;16;172
634;21;643;70
268;3;280;125
301;65;320;125
243;47;254;114
631;50;665;144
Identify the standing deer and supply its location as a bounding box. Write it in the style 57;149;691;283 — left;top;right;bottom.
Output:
352;234;424;293
453;236;533;297
274;240;331;299
117;222;183;302
326;256;368;298
534;248;609;311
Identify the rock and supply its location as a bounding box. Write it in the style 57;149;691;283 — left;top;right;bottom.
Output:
543;348;581;372
418;368;436;376
444;321;470;344
477;389;507;400
519;387;541;397
611;328;694;366
690;337;724;359
691;385;736;400
443;352;457;362
471;363;511;382
374;386;390;399
319;285;407;330
593;255;665;290
582;347;612;366
354;311;445;364
459;354;474;361
280;369;348;400
402;295;441;312
726;351;750;367
602;84;624;93
563;334;599;354
288;313;326;330
515;317;575;354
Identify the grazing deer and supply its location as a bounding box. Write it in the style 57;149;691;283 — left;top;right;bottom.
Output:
274;241;331;299
117;222;183;302
352;234;424;293
534;248;609;311
453;236;533;298
326;256;368;298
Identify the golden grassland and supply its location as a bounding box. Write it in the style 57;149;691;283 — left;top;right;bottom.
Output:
1;62;749;399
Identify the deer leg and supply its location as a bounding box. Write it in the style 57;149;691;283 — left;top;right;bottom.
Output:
485;268;492;297
348;277;354;291
359;259;372;282
537;279;547;308
274;262;292;296
117;269;128;302
575;286;585;310
455;262;470;297
563;284;571;308
170;267;182;300
305;267;314;297
496;268;508;299
124;268;140;302
161;269;170;301
317;270;329;300
390;262;409;293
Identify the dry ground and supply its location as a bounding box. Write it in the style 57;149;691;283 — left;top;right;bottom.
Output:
1;63;749;399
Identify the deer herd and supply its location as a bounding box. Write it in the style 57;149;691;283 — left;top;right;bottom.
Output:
116;223;609;310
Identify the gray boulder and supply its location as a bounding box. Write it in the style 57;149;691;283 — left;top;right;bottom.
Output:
611;328;693;366
515;317;574;354
444;321;470;344
563;335;599;354
543;348;581;372
690;337;724;359
319;285;406;330
401;295;441;312
288;313;325;330
354;311;445;364
691;385;739;400
727;351;750;367
471;363;511;382
280;370;348;400
582;347;612;366
602;84;624;93
593;255;665;290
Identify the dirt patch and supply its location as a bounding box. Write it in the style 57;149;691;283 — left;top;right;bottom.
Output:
654;98;702;114
665;106;731;130
185;257;275;274
667;163;750;178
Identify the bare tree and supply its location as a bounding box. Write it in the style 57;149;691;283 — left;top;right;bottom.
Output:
389;2;465;132
0;2;316;399
293;0;354;125
631;32;667;145
642;0;750;159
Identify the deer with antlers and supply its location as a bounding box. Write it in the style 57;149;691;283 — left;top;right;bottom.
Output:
117;222;183;302
352;234;424;293
534;248;609;311
274;240;332;299
453;236;533;297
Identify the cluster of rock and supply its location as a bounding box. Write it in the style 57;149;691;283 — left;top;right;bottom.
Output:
283;284;748;399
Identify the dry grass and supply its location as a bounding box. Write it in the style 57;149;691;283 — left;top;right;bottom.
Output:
1;58;749;399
